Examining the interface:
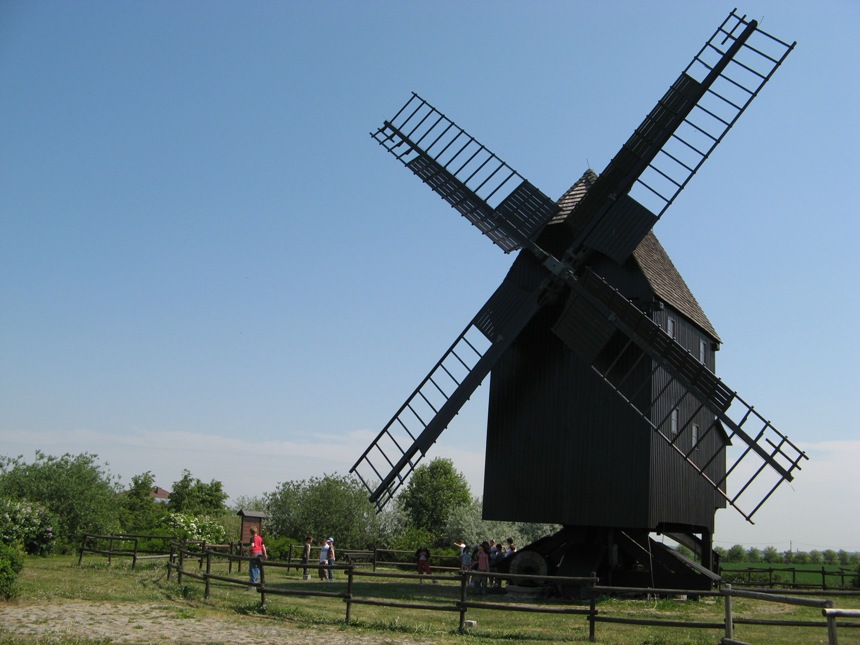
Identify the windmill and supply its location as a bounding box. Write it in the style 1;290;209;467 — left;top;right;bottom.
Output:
350;10;807;588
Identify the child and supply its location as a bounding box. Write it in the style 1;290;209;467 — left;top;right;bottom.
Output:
416;546;432;582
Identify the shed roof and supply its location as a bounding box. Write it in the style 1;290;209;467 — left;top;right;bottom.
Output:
236;509;267;519
554;170;720;342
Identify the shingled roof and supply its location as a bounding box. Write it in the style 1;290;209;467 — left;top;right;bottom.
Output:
554;170;720;342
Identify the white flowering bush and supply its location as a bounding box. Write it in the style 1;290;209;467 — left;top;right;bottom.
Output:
0;498;56;555
164;512;226;544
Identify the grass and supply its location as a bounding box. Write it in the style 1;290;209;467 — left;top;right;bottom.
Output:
3;554;859;644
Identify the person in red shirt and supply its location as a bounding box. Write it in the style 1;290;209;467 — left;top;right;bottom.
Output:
248;526;267;585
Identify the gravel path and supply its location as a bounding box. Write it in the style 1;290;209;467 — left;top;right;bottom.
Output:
0;599;434;644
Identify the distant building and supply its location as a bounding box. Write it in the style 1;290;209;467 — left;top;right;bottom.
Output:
150;486;171;504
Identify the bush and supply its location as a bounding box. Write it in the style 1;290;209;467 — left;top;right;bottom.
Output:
0;498;56;555
264;535;299;561
163;513;226;544
0;542;24;599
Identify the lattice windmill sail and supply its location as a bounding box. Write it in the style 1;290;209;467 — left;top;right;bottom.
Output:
350;10;807;585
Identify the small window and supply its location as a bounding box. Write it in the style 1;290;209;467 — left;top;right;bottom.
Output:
667;318;676;339
692;423;700;449
699;340;707;364
671;409;679;434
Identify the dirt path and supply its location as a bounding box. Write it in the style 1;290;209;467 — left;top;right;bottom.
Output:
0;599;433;644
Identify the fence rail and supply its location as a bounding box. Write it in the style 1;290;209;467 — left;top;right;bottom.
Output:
162;544;860;644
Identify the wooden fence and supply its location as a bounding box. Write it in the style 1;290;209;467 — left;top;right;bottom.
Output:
77;534;237;571
285;545;463;571
721;565;857;589
165;543;860;644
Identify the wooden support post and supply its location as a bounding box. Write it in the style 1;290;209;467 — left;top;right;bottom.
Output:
589;572;597;642
723;583;734;640
77;535;87;566
132;537;139;570
458;570;468;633
177;548;184;585
824;600;837;645
259;559;267;612
204;550;212;599
345;564;355;623
108;536;114;566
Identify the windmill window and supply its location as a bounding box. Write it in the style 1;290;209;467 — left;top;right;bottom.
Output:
667;317;676;339
699;340;707;363
671;409;679;434
692;423;700;449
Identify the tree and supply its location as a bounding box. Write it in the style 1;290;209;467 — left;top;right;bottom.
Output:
167;470;228;516
726;544;746;562
398;458;470;544
118;471;169;535
823;549;838;565
265;473;380;548
792;550;810;565
763;546;781;563
0;452;120;550
746;547;762;563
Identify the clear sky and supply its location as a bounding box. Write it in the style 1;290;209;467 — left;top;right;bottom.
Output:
1;1;858;553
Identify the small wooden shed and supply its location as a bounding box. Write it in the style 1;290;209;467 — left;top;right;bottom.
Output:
236;509;267;545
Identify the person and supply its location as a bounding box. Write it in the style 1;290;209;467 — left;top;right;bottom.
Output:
506;537;517;557
300;535;312;580
459;544;472;571
416;546;433;583
326;537;336;580
318;538;329;580
248;526;267;587
476;543;490;593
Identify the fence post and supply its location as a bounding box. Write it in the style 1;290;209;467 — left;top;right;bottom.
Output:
77;535;87;566
723;583;734;640
588;572;597;642
108;536;114;566
822;566;827;590
458;570;468;633
824;600;838;645
288;543;294;567
132;537;139;570
167;543;175;581
345;563;355;623
373;547;377;572
259;559;267;612
178;547;184;585
204;549;212;599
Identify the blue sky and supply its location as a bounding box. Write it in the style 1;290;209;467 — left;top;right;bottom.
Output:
1;1;858;552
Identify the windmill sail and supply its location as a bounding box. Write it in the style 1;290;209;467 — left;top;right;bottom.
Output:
372;93;559;253
569;10;795;263
350;255;549;509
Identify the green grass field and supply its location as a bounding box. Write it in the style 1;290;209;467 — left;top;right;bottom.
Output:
2;555;859;644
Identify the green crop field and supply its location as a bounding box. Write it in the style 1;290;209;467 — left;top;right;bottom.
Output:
1;555;858;644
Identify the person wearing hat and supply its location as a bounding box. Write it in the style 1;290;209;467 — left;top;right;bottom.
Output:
326;537;336;580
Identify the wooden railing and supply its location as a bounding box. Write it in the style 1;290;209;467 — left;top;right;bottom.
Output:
720;565;857;589
78;534;179;569
166;544;860;643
